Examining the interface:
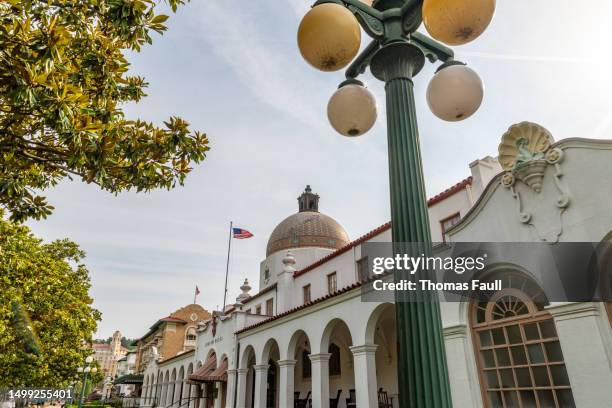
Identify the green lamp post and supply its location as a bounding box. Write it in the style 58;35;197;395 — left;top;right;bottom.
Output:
77;355;97;408
297;0;495;406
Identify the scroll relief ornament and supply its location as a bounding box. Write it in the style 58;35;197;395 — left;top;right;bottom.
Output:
498;122;570;242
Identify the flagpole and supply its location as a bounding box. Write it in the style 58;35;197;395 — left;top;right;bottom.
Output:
222;221;233;312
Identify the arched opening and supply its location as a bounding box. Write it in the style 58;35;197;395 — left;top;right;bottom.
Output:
321;319;354;406
191;362;202;408
161;371;170;407
288;330;311;403
176;366;185;406
365;303;398;406
186;363;194;408
141;375;147;403
240;345;257;408
148;374;154;405
149;374;155;405
155;370;162;406
470;272;575;408
261;339;280;408
169;368;177;406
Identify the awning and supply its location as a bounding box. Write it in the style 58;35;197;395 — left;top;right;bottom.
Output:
188;355;216;383
204;359;228;382
114;374;144;385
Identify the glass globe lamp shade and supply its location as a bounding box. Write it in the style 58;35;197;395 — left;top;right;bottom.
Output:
426;64;483;122
84;366;91;373
91;367;97;373
297;3;361;72
422;0;495;46
85;356;93;363
327;82;377;137
77;367;83;373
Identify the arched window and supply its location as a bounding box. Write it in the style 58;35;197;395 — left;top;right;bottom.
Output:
329;343;341;376
471;274;575;408
302;350;311;379
185;327;197;348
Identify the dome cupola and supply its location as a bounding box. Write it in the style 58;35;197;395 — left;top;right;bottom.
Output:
298;185;319;212
266;186;349;256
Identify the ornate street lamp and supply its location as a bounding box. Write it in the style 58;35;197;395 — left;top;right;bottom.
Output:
297;0;494;406
77;356;97;408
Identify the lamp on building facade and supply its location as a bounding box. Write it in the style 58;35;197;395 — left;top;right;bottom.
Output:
297;0;494;406
77;355;97;408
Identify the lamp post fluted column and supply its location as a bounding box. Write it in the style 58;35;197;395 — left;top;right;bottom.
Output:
298;0;494;406
370;41;452;408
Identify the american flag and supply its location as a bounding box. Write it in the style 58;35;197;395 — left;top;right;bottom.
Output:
233;227;253;239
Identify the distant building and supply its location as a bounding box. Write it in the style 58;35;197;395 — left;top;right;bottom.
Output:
93;330;127;379
135;304;211;375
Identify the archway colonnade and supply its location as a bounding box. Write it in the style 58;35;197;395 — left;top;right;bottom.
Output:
233;302;398;408
142;359;223;408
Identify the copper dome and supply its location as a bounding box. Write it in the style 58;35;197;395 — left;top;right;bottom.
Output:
266;186;349;257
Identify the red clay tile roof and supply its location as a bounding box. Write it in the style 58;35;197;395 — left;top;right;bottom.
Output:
427;176;472;207
293;222;391;278
235;282;363;335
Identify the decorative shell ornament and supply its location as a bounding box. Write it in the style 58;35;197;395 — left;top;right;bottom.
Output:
498;122;554;171
498;122;555;193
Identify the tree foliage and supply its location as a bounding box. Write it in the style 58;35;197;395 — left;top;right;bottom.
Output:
0;211;101;387
0;0;209;221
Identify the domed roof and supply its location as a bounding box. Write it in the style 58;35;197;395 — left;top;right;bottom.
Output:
266;186;349;256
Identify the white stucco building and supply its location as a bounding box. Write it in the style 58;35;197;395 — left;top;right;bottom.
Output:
139;123;612;408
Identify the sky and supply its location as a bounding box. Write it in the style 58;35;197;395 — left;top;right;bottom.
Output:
26;0;612;339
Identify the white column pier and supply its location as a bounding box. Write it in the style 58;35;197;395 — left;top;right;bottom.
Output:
350;344;378;408
235;368;249;408
309;353;331;408
253;364;269;408
225;369;237;408
278;359;297;408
